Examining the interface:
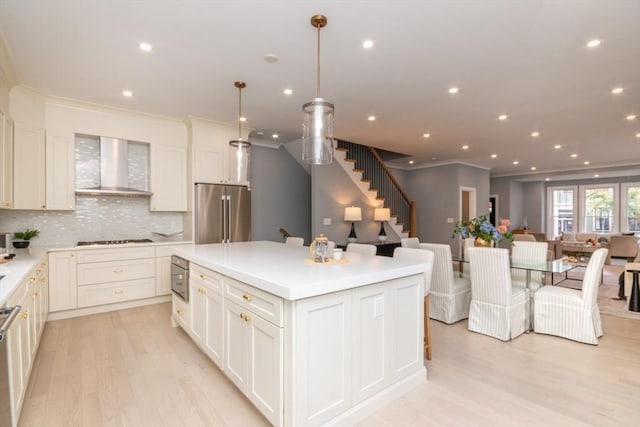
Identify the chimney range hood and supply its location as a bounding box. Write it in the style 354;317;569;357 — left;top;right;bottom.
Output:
75;136;153;197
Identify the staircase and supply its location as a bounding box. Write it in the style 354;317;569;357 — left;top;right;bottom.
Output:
335;140;416;239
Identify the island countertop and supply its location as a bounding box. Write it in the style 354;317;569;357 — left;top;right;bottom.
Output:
174;240;427;300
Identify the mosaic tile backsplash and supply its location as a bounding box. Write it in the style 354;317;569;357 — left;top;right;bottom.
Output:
0;196;185;247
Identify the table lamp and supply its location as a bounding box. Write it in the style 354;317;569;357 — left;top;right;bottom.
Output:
374;208;391;242
344;206;362;243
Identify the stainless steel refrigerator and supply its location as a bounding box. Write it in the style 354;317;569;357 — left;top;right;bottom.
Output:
194;183;251;244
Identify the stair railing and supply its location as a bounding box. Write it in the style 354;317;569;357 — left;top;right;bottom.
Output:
336;140;416;236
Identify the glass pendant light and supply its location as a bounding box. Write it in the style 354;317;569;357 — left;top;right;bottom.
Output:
302;14;334;165
229;81;251;184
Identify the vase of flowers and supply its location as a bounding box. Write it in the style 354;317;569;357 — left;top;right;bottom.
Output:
451;214;514;246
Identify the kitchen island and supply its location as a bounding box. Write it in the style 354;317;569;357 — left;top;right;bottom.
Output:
174;241;429;427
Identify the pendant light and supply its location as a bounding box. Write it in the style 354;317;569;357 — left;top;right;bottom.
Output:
229;81;251;184
302;14;334;165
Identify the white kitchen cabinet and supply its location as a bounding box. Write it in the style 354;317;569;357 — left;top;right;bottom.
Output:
26;258;48;360
193;143;226;184
171;294;189;330
45;130;75;210
48;251;77;312
189;264;224;369
0;109;13;208
150;144;187;211
13;123;46;209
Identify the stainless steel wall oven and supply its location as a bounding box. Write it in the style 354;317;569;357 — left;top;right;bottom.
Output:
171;255;189;302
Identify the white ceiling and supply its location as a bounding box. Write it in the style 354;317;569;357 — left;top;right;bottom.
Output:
1;0;639;178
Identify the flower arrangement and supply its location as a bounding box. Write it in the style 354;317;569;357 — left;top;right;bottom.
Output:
451;214;514;244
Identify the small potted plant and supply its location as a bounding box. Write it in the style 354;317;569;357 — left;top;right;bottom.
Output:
12;228;40;249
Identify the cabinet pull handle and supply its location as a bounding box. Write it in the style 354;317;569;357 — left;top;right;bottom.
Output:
21;310;29;319
242;294;252;302
199;287;206;294
113;268;123;273
114;289;123;295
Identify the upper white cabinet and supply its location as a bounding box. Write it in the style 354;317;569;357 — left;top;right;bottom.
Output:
0;109;13;208
150;144;187;211
13;123;46;209
45;131;75;210
193;143;226;184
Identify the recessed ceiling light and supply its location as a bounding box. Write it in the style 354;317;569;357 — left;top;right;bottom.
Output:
423;133;430;138
545;177;551;181
584;161;590;165
530;166;537;171
636;133;640;138
587;39;601;48
264;54;279;63
462;145;469;150
498;114;508;121
256;131;264;136
448;87;459;94
283;88;293;95
594;174;600;178
368;116;376;121
490;154;497;159
431;157;437;161
531;131;540;137
362;40;374;49
139;42;152;52
239;116;247;122
513;160;519;165
409;160;415;165
122;90;133;97
554;145;562;149
611;87;624;94
627;114;637;121
571;153;578;158
272;133;279;139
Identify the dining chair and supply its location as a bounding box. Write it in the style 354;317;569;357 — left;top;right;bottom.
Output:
510;241;548;292
419;243;471;324
400;237;420;248
467;247;529;341
346;243;377;256
393;247;435;360
533;248;607;345
285;236;304;246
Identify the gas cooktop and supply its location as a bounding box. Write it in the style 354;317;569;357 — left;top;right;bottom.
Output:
76;239;153;246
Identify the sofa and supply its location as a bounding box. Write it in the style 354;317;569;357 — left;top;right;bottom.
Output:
557;232;639;260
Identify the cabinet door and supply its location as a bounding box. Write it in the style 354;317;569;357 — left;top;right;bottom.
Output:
155;256;172;296
224;299;249;392
388;275;423;381
48;251;77;312
189;281;206;344
13;123;45;209
193;143;225;184
247;313;283;427
6;299;27;426
150;145;187;211
204;287;224;369
45;130;75;210
0;111;13;207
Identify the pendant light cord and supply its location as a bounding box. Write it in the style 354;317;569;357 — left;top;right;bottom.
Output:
316;24;321;98
238;86;242;138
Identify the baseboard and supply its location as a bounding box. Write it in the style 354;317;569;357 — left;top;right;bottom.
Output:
47;295;171;320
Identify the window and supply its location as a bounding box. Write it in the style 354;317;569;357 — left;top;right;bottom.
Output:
581;185;617;233
547;186;577;238
622;183;640;232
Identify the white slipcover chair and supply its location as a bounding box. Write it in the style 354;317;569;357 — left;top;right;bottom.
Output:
285;236;304;246
419;243;471;324
467;247;529;341
534;248;607;345
346;243;377;256
400;237;420;248
510;241;549;292
393;247;435;359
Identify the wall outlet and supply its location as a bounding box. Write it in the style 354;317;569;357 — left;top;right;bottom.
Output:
447;217;454;223
323;218;331;225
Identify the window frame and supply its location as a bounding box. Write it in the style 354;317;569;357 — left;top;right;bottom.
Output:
621;182;640;233
579;183;619;234
546;185;578;239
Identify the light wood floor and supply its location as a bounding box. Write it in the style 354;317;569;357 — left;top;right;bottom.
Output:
19;303;640;427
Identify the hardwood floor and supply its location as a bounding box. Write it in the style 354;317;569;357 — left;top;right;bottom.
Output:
19;303;640;426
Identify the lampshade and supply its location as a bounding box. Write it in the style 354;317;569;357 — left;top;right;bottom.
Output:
302;14;334;165
228;81;251;184
344;206;362;222
374;208;391;222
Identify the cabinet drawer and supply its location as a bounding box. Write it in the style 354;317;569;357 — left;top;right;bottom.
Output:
77;278;155;308
77;258;154;286
224;277;283;327
172;294;189;330
155;243;191;258
77;246;155;263
191;264;223;294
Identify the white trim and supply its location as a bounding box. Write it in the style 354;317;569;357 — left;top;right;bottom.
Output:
621;182;640;233
579;183;619;233
47;295;172;320
546;185;578;238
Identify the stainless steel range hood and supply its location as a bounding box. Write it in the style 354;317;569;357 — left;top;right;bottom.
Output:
75;136;153;197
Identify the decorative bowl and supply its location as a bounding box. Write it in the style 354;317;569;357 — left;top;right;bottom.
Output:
13;241;30;249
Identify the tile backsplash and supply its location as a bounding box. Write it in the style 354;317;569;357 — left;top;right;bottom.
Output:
0;196;185;247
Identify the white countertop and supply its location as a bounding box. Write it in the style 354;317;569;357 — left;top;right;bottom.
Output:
174;241;427;300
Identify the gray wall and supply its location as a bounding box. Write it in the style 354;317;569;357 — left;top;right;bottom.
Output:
250;145;311;243
523;181;545;232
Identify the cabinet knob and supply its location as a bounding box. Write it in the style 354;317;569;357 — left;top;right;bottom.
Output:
242;294;252;302
70;253;75;257
31;292;38;299
244;313;251;322
200;274;206;280
29;277;36;283
176;309;182;315
21;310;29;319
199;287;206;294
114;289;123;295
42;205;46;209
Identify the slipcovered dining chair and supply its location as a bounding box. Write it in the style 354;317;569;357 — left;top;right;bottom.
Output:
419;243;471;324
534;248;607;345
510;241;548;292
393;247;435;360
401;237;420;248
346;243;377;256
467;247;529;341
285;236;304;246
